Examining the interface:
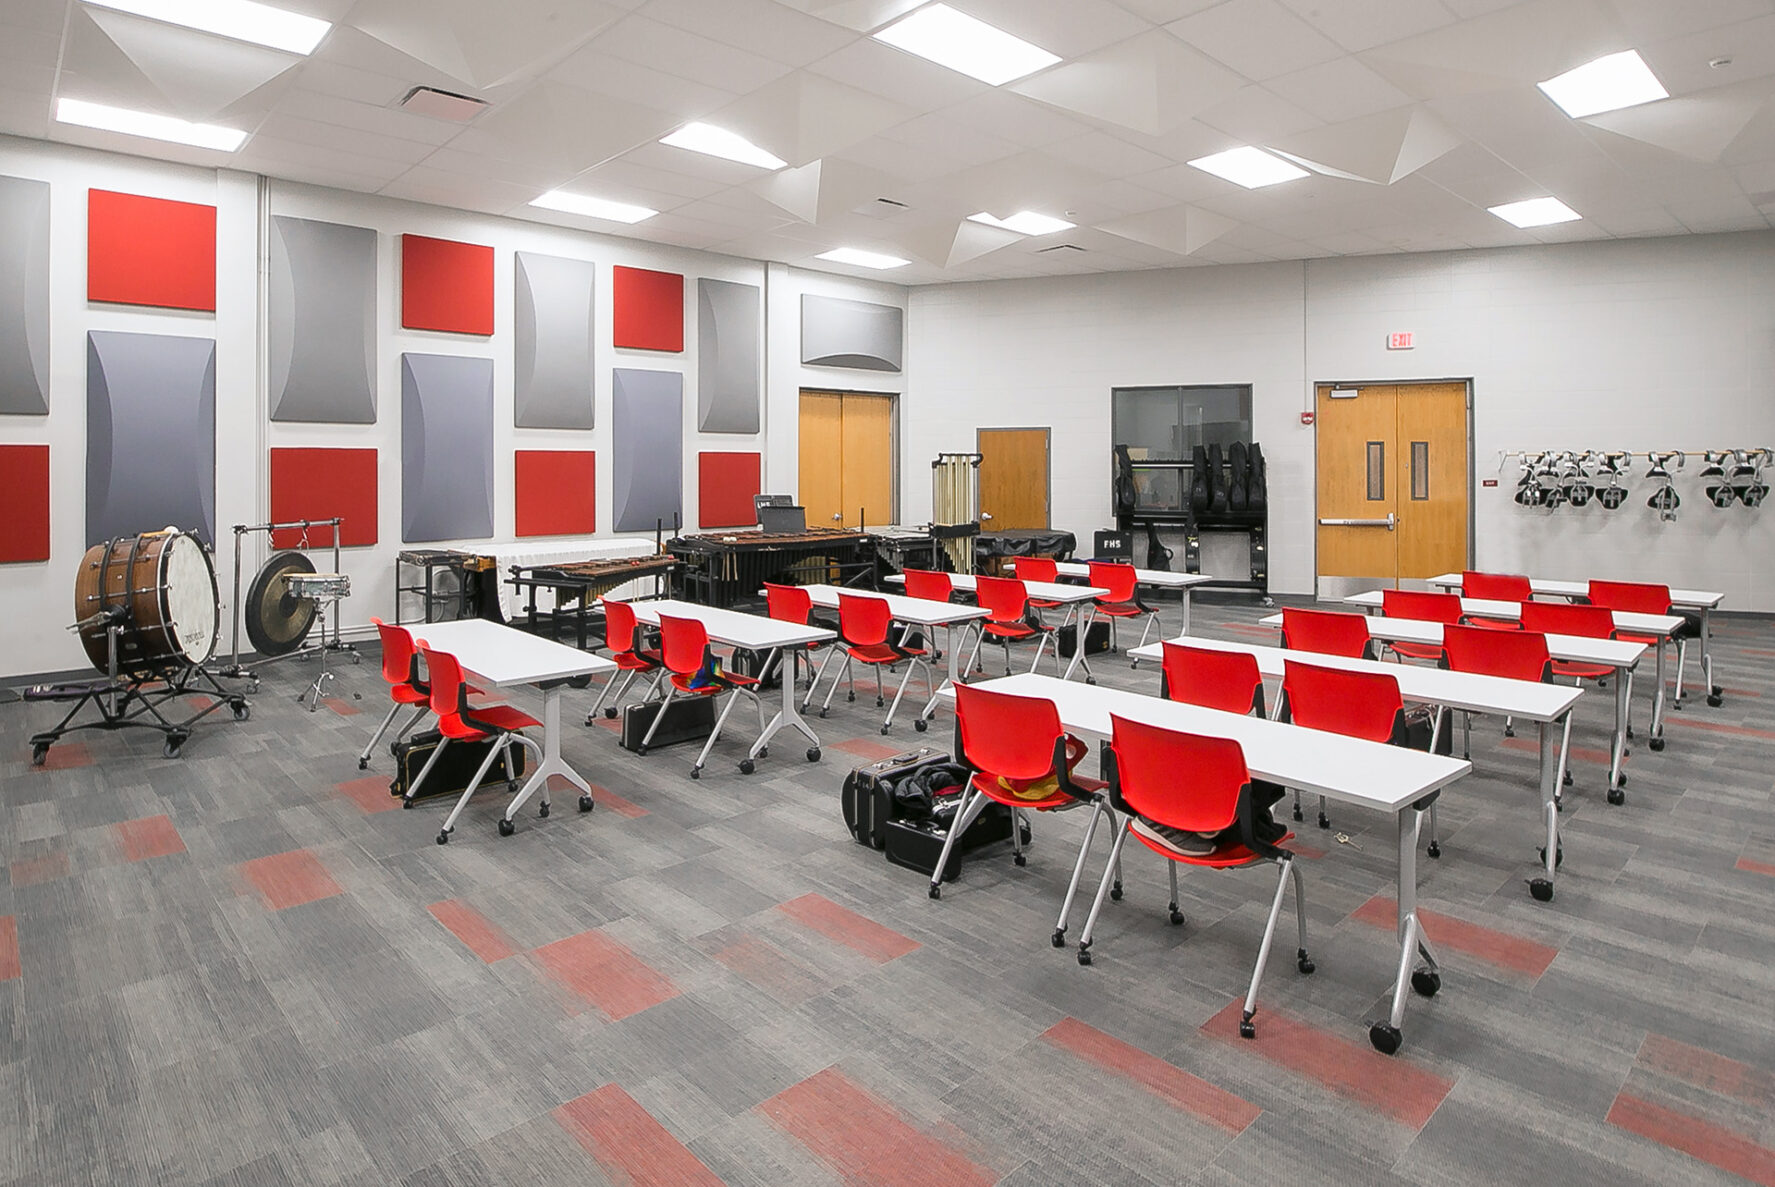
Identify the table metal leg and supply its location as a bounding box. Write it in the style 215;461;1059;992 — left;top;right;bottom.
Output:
505;685;587;826
1650;639;1668;750
1180;589;1192;637
1609;667;1628;799
1061;605;1096;682
1370;805;1439;1055
751;646;822;762
1700;607;1722;706
1529;718;1560;901
921;621;977;724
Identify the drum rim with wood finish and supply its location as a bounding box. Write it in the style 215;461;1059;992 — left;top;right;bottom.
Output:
74;529;221;675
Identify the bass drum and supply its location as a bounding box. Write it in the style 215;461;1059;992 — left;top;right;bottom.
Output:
244;550;318;657
74;530;220;674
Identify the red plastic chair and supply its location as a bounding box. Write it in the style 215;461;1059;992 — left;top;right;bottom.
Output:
1280;607;1374;659
760;582;829;702
902;569;953;603
639;613;767;778
818;594;931;734
1089;561;1160;662
1462;570;1532;629
588;598;664;722
1078;715;1311;1038
1381;590;1463;662
1442;624;1571;794
934;684;1116;950
963;575;1059;676
1014;556;1066;614
1160;641;1265;716
359;617;433;770
1588;579;1692;703
1280;658;1416;832
407;643;543;843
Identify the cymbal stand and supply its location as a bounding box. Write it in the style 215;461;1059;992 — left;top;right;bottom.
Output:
297;595;337;712
222;517;357;683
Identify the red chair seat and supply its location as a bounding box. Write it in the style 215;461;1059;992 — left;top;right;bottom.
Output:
1390;640;1445;661
983;620;1039;641
614;651;659;672
1551;660;1614;681
848;641;926;665
467;704;541;732
1096;601;1144;618
968;771;1079;812
1465;617;1521;631
668;669;760;695
391;684;428;705
1129;818;1290;868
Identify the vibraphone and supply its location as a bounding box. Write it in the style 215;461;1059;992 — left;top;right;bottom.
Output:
394;549;498;624
669;527;872;607
506;554;678;647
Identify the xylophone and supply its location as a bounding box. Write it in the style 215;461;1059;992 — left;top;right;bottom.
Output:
669;527;872;607
507;554;678;647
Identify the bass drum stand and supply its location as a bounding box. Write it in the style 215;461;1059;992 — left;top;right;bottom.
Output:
221;518;359;690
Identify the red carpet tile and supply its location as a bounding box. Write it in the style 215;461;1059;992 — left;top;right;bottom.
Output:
1201;1000;1453;1129
761;1067;997;1187
1666;717;1775;741
428;899;518;964
323;697;361;717
334;776;401;815
828;737;903;762
25;742;91;771
709;934;829;1004
1222;622;1278;637
593;716;621;734
1042;1017;1259;1134
1738;857;1775;878
1501;735;1612;765
1637;1035;1775;1107
9;850;69;887
776;893;920;964
1607;1092;1775;1186
1740;648;1775;658
0;916;17;982
551;777;646;818
237;849;343;910
531;930;679;1021
1349;895;1557;978
553;1084;723;1187
114;815;186;862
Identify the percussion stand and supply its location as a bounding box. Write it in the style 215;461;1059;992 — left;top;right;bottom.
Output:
296;595;337;712
223;517;359;683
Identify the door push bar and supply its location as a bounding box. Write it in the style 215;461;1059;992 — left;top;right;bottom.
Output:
1318;513;1397;530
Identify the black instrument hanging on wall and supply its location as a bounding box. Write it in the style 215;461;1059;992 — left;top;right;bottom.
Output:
243;550;318;657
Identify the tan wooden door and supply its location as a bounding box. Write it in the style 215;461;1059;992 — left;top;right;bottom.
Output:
1315;382;1467;588
977;428;1049;530
799;390;896;528
798;391;844;528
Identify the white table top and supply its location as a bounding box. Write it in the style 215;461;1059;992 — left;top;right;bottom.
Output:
1342;591;1683;636
792;584;989;627
1128;636;1581;724
1010;560;1215;590
619;598;835;649
885;573;1108;604
411;619;615;687
938;673;1470;812
1426;573;1724;610
1258;612;1646;669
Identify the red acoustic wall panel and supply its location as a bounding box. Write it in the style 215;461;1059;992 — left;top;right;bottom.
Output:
269;448;378;548
698;452;761;529
516;450;596;537
401;234;495;335
87;190;216;311
613;266;684;352
0;445;50;563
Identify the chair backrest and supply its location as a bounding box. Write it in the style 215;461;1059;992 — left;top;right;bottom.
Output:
1442;624;1553;683
417;643;468;718
1280;607;1373;659
764;583;813;625
657;613;711;676
1282;658;1403;743
1161;641;1263;715
1016;557;1059;584
1108;714;1245;834
1463;570;1532;601
1587;579;1673;615
1087;561;1139;605
372;616;420;687
602;598;644;658
1383;589;1464;625
975;575;1031;624
837;593;894;647
1519;600;1614;640
953;682;1063;782
902;568;951;602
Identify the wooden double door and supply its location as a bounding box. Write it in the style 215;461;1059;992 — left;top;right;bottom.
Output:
1315;381;1469;593
799;390;895;528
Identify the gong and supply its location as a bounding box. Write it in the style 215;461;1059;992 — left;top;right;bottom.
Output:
244;550;318;657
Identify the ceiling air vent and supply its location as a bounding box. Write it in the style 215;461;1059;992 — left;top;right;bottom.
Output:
1035;243;1085;253
398;86;488;122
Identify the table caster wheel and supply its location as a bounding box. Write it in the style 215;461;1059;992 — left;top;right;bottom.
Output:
806;748;820;762
1292;804;1303;822
847;692;855;703
1427;841;1441;859
1297;950;1315;974
1109;882;1123;902
358;758;369;770
1649;737;1665;752
1168;908;1185;926
579;794;594;813
436;829;450;845
914;718;927;732
1317;813;1330;830
1411;969;1441;998
604;707;617;719
690;767;701;780
759;747;768;758
1013;853;1027;867
233;702;251;721
1239;1012;1256;1040
1504;724;1515;738
1085;677;1096;686
1369;1023;1402;1055
879;725;889;735
497;818;516;837
30;743;48;767
818;709;829;719
1050;928;1065;948
635;746;648;757
739;759;755;775
1077;944;1092;967
538;802;550;818
1529;877;1554;902
928;884;941;900
1707;691;1723;708
1538;844;1563;869
1607;786;1625;806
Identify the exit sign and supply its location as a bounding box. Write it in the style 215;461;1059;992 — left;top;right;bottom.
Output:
1387;331;1415;350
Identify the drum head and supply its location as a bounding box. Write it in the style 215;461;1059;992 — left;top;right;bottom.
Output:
245;551;318;657
162;533;220;665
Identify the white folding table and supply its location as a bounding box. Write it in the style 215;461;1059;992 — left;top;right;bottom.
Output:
620;599;835;770
938;672;1471;1055
788;585;989;729
885;572;1108;681
1007;560;1216;638
1130;635;1581;900
1427;572;1727;709
409;619;615;832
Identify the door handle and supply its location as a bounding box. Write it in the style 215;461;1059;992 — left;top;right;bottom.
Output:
832;513;843;521
1318;513;1397;530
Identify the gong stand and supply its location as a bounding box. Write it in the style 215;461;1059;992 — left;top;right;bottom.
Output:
222;518;358;682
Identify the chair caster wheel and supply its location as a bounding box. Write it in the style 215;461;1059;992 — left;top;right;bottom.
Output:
538;802;550;818
847;693;855;703
635;746;648;757
1085;677;1096;686
1077;945;1092;967
579;794;594;813
739;759;755;775
497;818;515;837
1563;770;1573;786
1607;786;1625;806
1168;909;1185;927
1504;725;1515;738
1297;950;1315;975
1411;969;1441;997
604;707;617;719
806;748;820;762
1292;806;1303;822
358;758;369;770
875;697;885;708
1649;737;1665;752
1317;814;1330;830
1427;841;1441;859
1707;692;1723;708
819;710;828;719
1013;853;1027;867
1239;1013;1256;1040
690;768;701;780
1539;845;1563;869
914;719;928;733
30;744;48;767
1369;1023;1402;1055
401;798;415;809
928;884;941;900
1110;883;1123;902
1529;877;1554;902
879;725;889;735
1051;928;1065;948
436;830;450;845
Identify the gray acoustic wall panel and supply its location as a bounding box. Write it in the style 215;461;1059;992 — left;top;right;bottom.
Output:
515;251;595;429
401;353;494;543
0;176;50;416
800;293;903;372
268;215;376;423
697;278;760;433
86;330;216;546
612;368;683;533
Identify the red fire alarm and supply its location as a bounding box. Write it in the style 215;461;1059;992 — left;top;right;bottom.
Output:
1300;411;1315;426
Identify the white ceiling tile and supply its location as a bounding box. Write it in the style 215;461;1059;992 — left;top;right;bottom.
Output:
378;165;543;210
807;37;989;109
447;81;681;173
1263;58;1418;124
254;112;437;164
955;0;1153;58
1110;0;1225;24
1167;0;1345;81
1012;29;1247;136
1197;83;1325;142
1279;0;1459;53
1606;0;1775;43
708;71;917;168
351;0;627;90
942;91;1097;150
401;146;574;191
770;0;925;35
546;49;737;118
275;88;462;146
637;0;858;66
1040;131;1177;178
588;13;795;94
